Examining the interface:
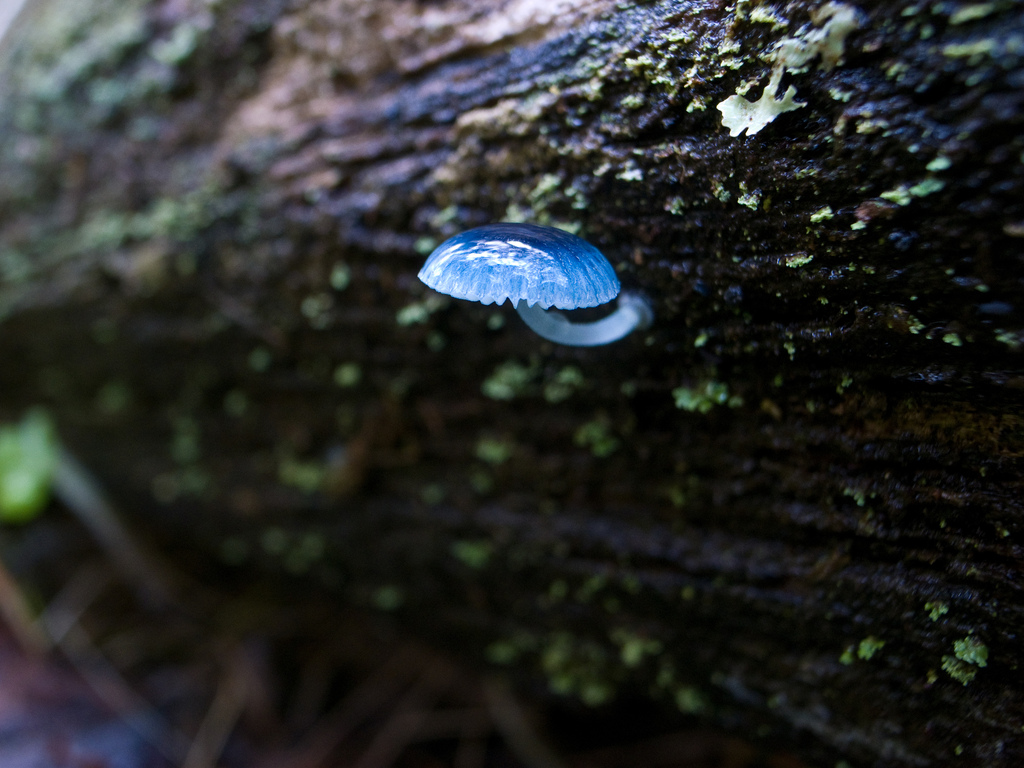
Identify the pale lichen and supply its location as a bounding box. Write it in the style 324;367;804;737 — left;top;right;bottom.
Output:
718;3;861;137
717;68;805;137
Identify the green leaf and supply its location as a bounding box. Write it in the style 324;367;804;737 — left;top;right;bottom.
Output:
0;409;59;523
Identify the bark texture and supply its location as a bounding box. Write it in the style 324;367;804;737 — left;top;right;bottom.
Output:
1;0;1023;765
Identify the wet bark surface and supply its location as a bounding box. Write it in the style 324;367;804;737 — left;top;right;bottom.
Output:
1;0;1023;765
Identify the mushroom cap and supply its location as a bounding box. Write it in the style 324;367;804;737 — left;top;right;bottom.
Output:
417;223;621;310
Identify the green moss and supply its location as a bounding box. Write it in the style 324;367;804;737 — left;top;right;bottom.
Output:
574;417;620;457
995;329;1023;350
548;579;569;602
610;628;663;668
278;457;325;494
13;0;148;108
300;293;333;328
620;93;645;110
76;189;218;256
528;173;562;203
476;436;514;465
372;585;405;611
941;635;988;685
672;381;742;413
543;365;586;403
785;253;814;268
485;640;521;665
665;484;687;508
333;363;362;388
908;178;946;197
396;294;446;326
170;416;201;464
942;655;978;685
282;532;326;574
426;331;446;351
468;469;494;495
96;381;132;414
575;573;608;603
843;487;873;507
711;180;732;203
949;3;997;25
150;23;201;66
329;263;352;290
0;249;31;284
857;635;886;660
481;359;538;401
414;236;437;255
150;465;210;503
839;638;888;667
942;39;998;60
674;686;710;714
541;631;616;706
420;483;445;505
260;526;288;555
429;205;459;228
451;539;493;569
665;196;687;215
248;346;272;372
9;177;244;307
223;389;249;418
879;186;913;206
880;177;945;205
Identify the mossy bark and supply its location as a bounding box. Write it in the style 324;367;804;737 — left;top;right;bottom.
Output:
2;0;1023;765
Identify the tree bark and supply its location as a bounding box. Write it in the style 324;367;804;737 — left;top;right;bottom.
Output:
1;0;1023;765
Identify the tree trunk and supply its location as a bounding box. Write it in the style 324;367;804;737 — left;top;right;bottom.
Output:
1;0;1023;765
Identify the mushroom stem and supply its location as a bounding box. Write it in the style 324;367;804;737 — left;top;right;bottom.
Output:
515;291;654;347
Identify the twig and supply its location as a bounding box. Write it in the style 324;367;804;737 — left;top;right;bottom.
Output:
254;644;424;768
0;554;50;655
453;735;489;768
483;678;568;768
41;562;190;764
57;620;192;763
52;446;174;607
352;659;454;768
181;649;251;768
287;647;336;731
40;560;111;644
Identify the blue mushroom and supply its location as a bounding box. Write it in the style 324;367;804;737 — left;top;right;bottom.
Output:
417;223;653;347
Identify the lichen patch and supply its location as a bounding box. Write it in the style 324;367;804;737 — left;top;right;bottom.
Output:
718;2;862;137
